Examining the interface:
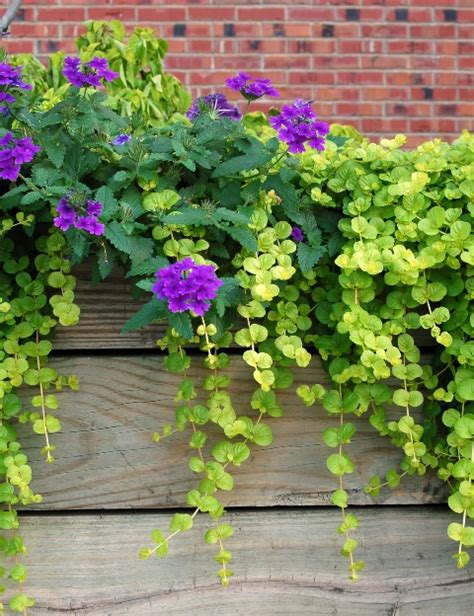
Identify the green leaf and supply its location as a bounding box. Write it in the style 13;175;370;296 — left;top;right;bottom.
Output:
143;189;181;212
127;256;169;278
212;143;274;177
96;186;118;220
169;312;193;339
252;423;273;446
9;594;35;612
332;488;348;508
105;222;153;264
457;377;474;401
297;242;326;272
0;511;18;530
169;513;193;533
121;298;168;333
161;207;207;226
223;226;258;251
323;428;339;448
164;352;191;374
326;453;354;476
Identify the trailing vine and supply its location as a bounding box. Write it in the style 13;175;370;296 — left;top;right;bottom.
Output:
0;21;472;612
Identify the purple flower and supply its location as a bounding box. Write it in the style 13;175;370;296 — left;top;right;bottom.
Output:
0;63;31;114
86;200;102;216
112;133;131;146
0;63;32;90
186;93;241;121
269;99;329;154
0;91;16;115
226;72;280;100
75;216;105;236
152;257;223;317
63;56;118;89
0;133;41;181
291;226;304;242
53;194;105;236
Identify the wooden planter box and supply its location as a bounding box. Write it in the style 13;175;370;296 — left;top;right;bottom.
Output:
17;269;474;614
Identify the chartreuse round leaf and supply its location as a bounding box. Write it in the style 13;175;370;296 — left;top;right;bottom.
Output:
327;453;354;476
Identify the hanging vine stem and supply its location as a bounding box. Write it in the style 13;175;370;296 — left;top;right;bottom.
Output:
34;332;53;464
335;384;362;581
199;315;233;586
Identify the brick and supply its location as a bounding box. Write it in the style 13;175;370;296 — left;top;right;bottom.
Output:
410;24;456;37
361;24;408;37
410;119;437;132
223;24;235;37
392;9;409;21
314;56;359;69
364;87;410;101
385;102;433;117
443;9;458;22
2;0;469;142
337;102;383;116
246;40;286;54
288;8;336;21
166;56;212;70
265;55;310;70
214;55;262;69
237;8;285;21
288;71;335;85
321;24;335;38
88;8;136;21
362;118;409;133
281;24;312;37
459;57;474;70
409;8;434;22
361;56;408;70
188;8;235;20
36;8;85;21
317;87;360;101
138;9;186;21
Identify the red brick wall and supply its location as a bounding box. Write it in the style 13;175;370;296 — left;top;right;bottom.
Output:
2;0;473;145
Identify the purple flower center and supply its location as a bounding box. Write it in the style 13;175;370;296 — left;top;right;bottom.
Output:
269;99;329;154
0;133;41;182
225;72;280;100
291;226;304;243
152;258;223;317
112;134;131;146
186;93;241;121
63;56;119;89
0;62;32;114
53;196;105;236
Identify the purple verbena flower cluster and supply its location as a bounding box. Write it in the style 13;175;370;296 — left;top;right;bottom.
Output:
63;56;118;89
0;132;41;181
291;226;304;243
53;196;105;236
269;99;330;154
186;93;241;121
152;257;223;317
0;62;32;114
112;133;131;146
226;72;280;100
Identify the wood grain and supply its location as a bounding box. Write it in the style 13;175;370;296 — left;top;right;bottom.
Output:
54;265;165;350
54;265;436;350
18;508;473;615
19;356;445;510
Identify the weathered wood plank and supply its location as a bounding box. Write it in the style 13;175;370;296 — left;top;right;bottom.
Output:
18;508;473;615
19;356;444;510
54;266;165;350
54;266;436;350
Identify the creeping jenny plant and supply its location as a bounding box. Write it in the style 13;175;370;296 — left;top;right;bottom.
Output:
0;22;472;612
